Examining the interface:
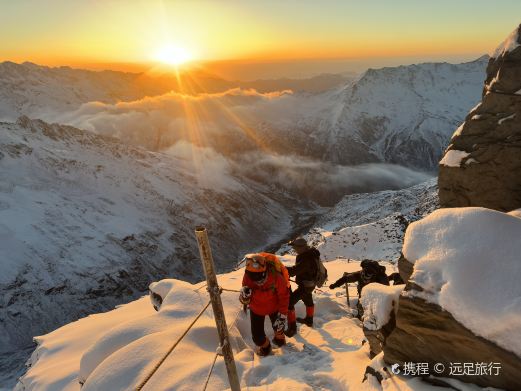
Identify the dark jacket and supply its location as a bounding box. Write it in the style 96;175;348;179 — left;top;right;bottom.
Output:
330;265;389;297
286;247;320;287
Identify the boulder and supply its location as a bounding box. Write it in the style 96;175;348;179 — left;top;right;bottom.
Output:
383;208;521;390
438;24;521;211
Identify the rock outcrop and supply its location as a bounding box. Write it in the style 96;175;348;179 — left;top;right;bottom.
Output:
383;208;521;390
438;24;521;211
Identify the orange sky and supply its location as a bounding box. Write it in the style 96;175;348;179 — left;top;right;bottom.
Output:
1;0;521;78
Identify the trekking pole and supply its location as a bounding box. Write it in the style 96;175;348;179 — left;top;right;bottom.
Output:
345;282;350;308
195;227;241;391
343;272;351;308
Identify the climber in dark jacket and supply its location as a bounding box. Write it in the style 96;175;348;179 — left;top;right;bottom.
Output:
329;259;389;318
388;272;404;285
284;237;320;337
329;259;389;296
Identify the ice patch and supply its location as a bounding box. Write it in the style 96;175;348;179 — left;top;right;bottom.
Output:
439;150;470;167
498;113;516;125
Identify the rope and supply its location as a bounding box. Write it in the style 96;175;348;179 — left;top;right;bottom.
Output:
135;300;211;391
221;287;241;293
201;305;244;391
195;284;241;293
201;352;219;391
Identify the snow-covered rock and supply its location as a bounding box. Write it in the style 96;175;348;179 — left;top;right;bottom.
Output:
361;284;403;332
385;207;521;390
360;284;403;358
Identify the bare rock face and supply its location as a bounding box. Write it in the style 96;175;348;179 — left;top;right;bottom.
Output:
384;291;521;390
438;24;521;211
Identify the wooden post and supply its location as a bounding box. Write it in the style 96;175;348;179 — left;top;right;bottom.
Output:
195;227;241;391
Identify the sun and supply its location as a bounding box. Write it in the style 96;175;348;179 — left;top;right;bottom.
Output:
154;44;193;66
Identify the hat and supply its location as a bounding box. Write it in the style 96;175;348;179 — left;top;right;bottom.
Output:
244;253;267;273
288;237;307;248
361;259;379;271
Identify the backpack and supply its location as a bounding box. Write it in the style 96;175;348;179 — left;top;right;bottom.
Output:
314;256;328;288
259;252;291;288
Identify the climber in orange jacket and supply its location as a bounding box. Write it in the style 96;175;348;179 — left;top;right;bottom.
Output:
240;253;290;356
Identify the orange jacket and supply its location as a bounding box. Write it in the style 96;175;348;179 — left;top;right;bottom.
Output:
242;267;289;316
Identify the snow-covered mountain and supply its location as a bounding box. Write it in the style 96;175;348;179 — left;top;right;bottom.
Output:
0;56;482;387
0;62;156;122
257;56;489;170
278;179;438;262
0;116;312;379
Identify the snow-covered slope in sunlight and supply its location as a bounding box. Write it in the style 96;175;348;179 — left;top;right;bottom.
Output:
15;259;486;391
280;179;438;262
0;117;304;370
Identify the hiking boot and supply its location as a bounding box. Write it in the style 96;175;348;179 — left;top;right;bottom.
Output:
272;336;286;347
285;309;297;337
285;322;297;337
256;338;272;356
257;343;272;356
296;316;313;327
297;305;314;327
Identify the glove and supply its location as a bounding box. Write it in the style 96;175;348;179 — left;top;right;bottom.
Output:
273;313;287;332
329;283;337;290
239;286;252;305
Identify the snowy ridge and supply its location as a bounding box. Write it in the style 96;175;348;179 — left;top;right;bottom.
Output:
0;62;158;122
0;58;488;171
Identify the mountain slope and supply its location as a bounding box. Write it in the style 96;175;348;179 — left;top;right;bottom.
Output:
0;117;306;365
256;57;488;170
279;179;438;262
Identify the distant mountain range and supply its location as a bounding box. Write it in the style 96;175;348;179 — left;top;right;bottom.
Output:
0;57;488;171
